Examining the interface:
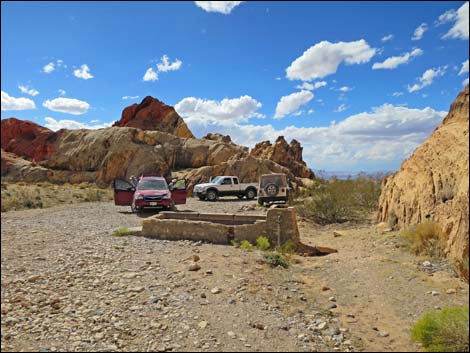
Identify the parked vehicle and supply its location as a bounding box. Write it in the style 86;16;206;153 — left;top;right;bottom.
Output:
113;175;187;212
257;173;290;206
193;176;257;201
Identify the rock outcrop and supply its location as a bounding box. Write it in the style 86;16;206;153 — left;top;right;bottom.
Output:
113;96;194;138
203;133;232;143
184;155;298;192
250;136;314;179
378;85;469;278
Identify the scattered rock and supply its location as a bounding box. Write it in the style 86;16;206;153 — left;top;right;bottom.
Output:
189;264;201;271
211;287;221;294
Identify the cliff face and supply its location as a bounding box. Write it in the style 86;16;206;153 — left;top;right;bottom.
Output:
378;85;469;277
113;96;194;138
250;136;315;179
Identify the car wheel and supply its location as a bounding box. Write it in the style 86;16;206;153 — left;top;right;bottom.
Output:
264;183;279;197
246;189;256;200
207;190;217;201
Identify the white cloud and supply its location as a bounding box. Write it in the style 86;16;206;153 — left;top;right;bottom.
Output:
381;34;394;42
182;103;446;170
412;23;428;40
286;39;376;81
275;77;281;81
73;64;94;80
438;2;469;40
458;60;469;75
334;104;348;112
307;109;314;114
122;95;140;100
392;91;404;97
43;97;90;115
338;86;353;92
58;89;66;96
463;77;469;86
372;48;423;69
274;90;314;119
296;81;327;90
175;95;263;125
156;55;182;72
18;85;39;96
408;66;447;92
44;117;112;131
1;91;36;111
42;62;55;73
194;1;244;14
143;67;158;82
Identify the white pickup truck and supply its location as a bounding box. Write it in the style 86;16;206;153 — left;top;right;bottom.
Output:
193;176;258;201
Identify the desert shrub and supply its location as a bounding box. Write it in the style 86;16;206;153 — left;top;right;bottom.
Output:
256;236;271;251
402;221;447;258
411;307;469;352
295;176;382;224
112;227;133;237
278;239;297;255
230;239;240;248
240;240;256;251
263;252;289;268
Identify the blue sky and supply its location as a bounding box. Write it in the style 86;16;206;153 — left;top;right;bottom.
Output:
1;1;469;172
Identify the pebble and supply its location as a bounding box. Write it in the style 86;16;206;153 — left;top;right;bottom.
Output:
446;288;456;294
328;303;338;310
211;288;221;294
198;321;208;329
431;291;440;296
189;264;201;271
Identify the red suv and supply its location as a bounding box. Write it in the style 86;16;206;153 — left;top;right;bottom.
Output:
113;175;187;212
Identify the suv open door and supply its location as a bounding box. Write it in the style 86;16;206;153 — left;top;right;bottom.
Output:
169;179;188;205
113;179;135;206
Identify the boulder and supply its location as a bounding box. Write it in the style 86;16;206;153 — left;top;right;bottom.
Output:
377;85;469;278
113;96;194;138
250;136;314;179
203;133;232;143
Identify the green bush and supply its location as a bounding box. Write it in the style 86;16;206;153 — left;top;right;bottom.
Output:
402;222;447;258
263;252;289;268
411;307;469;352
256;236;271;251
295;176;382;224
230;239;240;248
240;240;256;251
112;227;133;237
278;239;297;255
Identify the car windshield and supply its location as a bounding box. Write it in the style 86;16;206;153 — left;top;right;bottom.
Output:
137;179;168;191
260;175;284;188
211;176;223;184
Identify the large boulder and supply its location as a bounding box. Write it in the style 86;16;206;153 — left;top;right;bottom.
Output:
250;136;314;179
113;96;194;138
378;85;469;278
1;118;55;161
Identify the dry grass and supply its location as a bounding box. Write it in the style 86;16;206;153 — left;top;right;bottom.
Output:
1;181;113;212
401;221;447;259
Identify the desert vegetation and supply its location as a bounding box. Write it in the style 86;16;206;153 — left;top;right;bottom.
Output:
295;175;382;224
1;181;113;212
411;307;469;352
401;221;447;259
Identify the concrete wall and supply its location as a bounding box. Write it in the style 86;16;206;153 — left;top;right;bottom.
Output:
140;207;300;246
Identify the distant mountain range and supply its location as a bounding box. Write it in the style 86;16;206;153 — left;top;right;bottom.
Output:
313;169;393;180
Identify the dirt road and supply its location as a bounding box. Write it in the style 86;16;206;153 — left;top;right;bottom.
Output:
1;197;468;352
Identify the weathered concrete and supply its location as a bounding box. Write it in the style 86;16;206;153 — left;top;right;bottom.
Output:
140;207;300;246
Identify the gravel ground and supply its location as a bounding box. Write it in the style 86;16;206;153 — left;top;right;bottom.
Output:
1;198;354;352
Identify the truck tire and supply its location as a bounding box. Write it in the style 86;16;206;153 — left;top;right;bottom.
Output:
206;189;218;201
246;188;256;200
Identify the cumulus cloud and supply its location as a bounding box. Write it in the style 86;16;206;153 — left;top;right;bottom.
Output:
181;103;446;170
73;64;94;80
44;117;112;131
408;66;447;92
463;77;470;86
194;1;244;14
459;59;469;75
143;67;158;82
122;95;140;100
334;104;348;112
381;34;394;42
18;85;39;96
58;89;66;96
274;90;314;119
437;2;469;40
296;81;327;91
175;95;263;125
338;86;353;92
372;48;423;69
392;91;404;97
156;55;182;72
1;91;36;111
43;97;90;115
412;23;428;40
286;39;376;81
42;62;55;73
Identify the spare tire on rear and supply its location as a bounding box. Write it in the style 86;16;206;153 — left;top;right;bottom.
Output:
264;183;279;196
